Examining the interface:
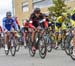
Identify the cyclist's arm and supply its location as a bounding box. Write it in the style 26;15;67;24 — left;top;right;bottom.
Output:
29;20;35;29
43;19;48;28
29;14;35;29
2;18;7;30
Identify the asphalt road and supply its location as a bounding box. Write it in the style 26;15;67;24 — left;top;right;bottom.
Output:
0;47;75;66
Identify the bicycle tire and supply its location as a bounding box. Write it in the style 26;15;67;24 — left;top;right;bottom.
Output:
39;36;47;59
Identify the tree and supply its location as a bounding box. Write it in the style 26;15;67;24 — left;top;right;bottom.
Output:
48;0;67;16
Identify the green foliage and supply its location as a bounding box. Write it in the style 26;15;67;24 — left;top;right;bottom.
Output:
48;0;67;16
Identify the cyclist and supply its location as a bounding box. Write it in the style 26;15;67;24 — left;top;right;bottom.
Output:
55;13;66;49
2;11;18;51
21;19;29;47
29;8;48;51
48;13;56;33
70;13;75;55
13;17;20;30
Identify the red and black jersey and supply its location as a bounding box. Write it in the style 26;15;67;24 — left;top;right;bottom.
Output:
29;13;44;27
23;22;29;27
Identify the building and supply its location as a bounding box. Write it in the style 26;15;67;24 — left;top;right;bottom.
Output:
13;0;75;24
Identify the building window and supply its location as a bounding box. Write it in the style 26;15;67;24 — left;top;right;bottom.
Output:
33;0;53;9
22;2;29;12
32;0;43;3
65;0;74;2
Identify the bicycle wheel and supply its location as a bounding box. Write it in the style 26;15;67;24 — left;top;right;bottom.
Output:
5;50;9;56
29;46;36;57
64;34;73;55
16;38;20;52
45;35;52;52
28;33;36;57
69;39;75;60
29;42;36;57
50;34;56;49
10;39;16;56
39;36;47;59
70;46;75;60
59;39;65;50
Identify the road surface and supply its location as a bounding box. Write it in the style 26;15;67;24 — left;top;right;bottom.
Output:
0;47;75;66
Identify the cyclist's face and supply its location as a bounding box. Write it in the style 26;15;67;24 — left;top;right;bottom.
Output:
44;16;47;19
35;13;40;17
7;16;11;19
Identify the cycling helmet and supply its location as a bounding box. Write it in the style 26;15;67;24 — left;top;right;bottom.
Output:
34;8;41;14
43;14;49;17
6;11;12;17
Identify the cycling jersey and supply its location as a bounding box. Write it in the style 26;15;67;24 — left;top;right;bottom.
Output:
29;13;48;29
55;26;59;32
3;17;18;31
70;19;75;28
56;16;64;23
23;21;29;28
61;23;67;30
22;21;29;33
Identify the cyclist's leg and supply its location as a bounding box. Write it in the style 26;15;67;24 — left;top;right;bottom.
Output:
55;32;59;48
23;32;28;47
55;23;62;48
10;28;16;46
56;23;62;41
12;32;17;46
58;28;62;40
61;30;66;49
24;28;29;46
4;32;9;50
31;28;36;50
22;28;27;46
62;30;66;40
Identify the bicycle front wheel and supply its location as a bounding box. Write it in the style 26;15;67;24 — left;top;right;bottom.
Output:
39;37;47;59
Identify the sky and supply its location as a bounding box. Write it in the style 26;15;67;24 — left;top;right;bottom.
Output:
0;0;12;26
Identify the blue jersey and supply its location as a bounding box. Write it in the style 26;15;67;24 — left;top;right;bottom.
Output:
3;17;18;31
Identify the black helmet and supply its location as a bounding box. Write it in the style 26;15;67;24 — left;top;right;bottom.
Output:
6;11;12;17
34;8;41;14
43;13;49;17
